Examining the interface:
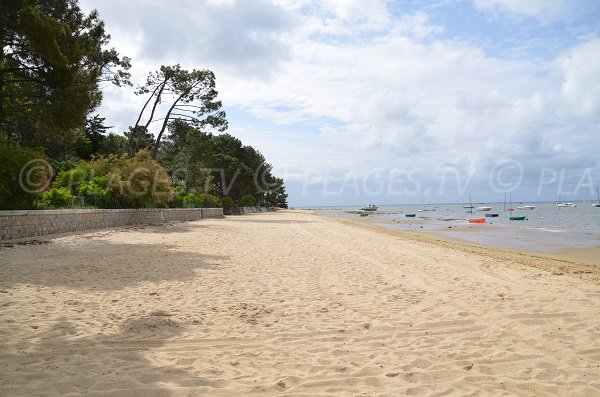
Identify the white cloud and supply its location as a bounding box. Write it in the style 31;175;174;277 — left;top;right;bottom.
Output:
82;0;294;79
472;0;571;21
320;0;391;26
559;38;600;118
389;11;444;39
80;0;600;203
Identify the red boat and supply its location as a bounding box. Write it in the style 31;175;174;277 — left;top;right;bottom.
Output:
468;218;486;223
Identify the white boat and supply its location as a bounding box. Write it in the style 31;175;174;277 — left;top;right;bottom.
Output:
556;202;575;208
476;206;492;211
593;187;600;207
556;194;575;207
361;203;378;211
517;205;536;210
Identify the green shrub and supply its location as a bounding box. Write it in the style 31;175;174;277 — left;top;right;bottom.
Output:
221;196;236;209
172;192;200;208
52;163;92;191
240;194;256;207
199;193;220;208
41;187;73;208
48;159;79;179
76;176;108;200
91;149;173;208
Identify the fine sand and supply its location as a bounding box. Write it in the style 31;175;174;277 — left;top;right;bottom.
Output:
1;210;599;396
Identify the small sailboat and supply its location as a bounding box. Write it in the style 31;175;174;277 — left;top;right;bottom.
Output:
476;206;492;211
467;193;485;223
556;195;575;207
485;213;499;217
510;216;526;221
405;213;416;217
593;187;600;207
505;193;514;212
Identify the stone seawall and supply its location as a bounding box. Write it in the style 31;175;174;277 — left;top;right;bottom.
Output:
0;208;224;241
225;207;269;215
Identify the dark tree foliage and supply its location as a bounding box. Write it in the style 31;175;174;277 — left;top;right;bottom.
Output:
73;114;110;159
97;132;127;156
124;125;155;156
159;119;212;194
0;0;130;150
0;136;49;209
158;121;287;208
0;0;288;208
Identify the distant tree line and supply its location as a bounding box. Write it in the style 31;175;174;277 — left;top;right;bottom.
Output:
0;0;287;210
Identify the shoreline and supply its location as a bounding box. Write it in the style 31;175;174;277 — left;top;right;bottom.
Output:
315;203;600;258
315;211;600;281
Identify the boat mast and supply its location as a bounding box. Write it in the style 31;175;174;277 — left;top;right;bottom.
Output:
469;193;473;215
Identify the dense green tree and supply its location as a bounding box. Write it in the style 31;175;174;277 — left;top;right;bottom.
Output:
124;126;154;156
97;132;127;156
0;0;130;149
158;122;288;207
268;177;288;208
0;136;50;209
134;64;227;158
73;114;110;159
159;120;213;194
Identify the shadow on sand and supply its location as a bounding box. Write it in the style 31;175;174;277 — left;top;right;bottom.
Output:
0;315;229;396
0;238;227;290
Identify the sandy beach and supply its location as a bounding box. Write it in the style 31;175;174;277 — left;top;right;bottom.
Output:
1;210;599;396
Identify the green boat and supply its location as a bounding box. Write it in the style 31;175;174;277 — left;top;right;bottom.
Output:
405;213;416;217
510;216;526;221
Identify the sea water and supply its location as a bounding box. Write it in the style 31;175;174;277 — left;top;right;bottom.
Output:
318;202;600;253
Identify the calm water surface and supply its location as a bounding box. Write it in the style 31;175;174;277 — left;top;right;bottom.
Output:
317;202;600;253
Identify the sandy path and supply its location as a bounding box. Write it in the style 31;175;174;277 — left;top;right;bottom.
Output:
0;210;599;396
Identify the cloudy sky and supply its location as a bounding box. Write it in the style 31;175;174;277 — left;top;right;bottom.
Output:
79;0;600;206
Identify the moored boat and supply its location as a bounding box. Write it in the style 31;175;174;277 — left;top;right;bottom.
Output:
476;206;492;211
505;193;514;211
557;202;575;208
485;213;499;217
517;205;535;210
468;218;486;223
405;213;416;217
510;216;526;221
361;203;378;211
556;194;575;207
